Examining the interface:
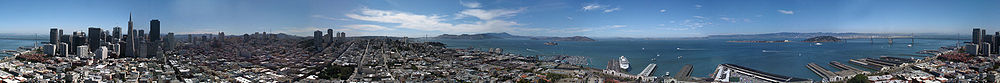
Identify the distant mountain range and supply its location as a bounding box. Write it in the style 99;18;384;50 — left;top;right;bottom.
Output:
434;32;596;41
707;32;915;39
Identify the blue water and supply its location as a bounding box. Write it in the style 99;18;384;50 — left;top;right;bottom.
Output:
0;39;42;56
417;38;960;80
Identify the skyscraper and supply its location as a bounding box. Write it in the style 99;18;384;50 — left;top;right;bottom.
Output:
150;20;160;42
974;28;982;44
71;31;86;55
126;13;135;57
50;28;59;44
88;27;102;52
327;29;334;42
150;20;161;57
113;27;121;40
165;33;174;51
314;31;323;52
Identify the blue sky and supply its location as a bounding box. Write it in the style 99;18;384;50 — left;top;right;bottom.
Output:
0;0;997;37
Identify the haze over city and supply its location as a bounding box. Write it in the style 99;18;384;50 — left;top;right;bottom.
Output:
1;0;998;37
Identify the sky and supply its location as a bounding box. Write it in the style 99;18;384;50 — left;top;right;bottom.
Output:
0;0;998;37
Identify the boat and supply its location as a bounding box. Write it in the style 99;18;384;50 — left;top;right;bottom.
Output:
544;42;558;45
619;56;630;70
814;43;823;46
907;44;913;47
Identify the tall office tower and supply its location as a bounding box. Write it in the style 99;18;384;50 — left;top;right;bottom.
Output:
138;30;146;58
150;20;161;57
314;31;323;51
50;28;60;44
327;29;334;42
126;13;135;57
150;20;160;41
974;28;982;44
113;27;121;40
219;32;225;41
88;27;102;52
121;35;131;58
165;33;174;51
139;30;145;41
995;32;999;54
58;43;68;56
70;31;86;55
103;31;111;43
188;34;193;43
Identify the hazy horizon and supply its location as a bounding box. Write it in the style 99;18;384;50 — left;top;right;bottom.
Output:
1;0;998;38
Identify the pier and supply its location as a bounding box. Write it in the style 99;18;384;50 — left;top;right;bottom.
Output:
850;59;885;70
830;61;862;71
675;64;693;78
638;64;656;76
806;63;837;79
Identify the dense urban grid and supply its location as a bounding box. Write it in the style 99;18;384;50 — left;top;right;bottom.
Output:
2;15;1000;83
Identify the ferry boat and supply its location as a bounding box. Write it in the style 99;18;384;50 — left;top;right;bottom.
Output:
544;42;558;45
619;56;630;71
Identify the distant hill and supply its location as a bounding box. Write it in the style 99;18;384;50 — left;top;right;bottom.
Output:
803;36;842;42
435;32;596;41
707;32;909;39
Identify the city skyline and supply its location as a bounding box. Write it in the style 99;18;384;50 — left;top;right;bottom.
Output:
0;0;998;37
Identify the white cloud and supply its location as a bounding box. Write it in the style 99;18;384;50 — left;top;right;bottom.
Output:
566;16;573;20
692;16;705;19
583;4;602;10
603;7;620;13
659;9;666;13
720;17;736;23
342;24;394;31
346;8;522;33
311;15;350;21
460;1;482;8
609;25;627;28
777;10;794;14
459;8;525;20
694;4;702;9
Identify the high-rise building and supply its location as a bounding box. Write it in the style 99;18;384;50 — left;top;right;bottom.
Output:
50;28;60;44
113;27;121;40
165;33;174;51
967;43;980;56
150;20;160;42
88;27;102;52
126;13;135;58
71;31;86;55
43;44;55;56
327;29;334;42
314;31;323;51
58;43;68;56
995;32;999;54
95;46;108;60
150;20;161;57
77;45;89;56
974;28;982;44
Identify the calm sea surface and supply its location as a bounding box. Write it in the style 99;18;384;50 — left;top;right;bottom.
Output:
417;38;960;80
0;39;42;56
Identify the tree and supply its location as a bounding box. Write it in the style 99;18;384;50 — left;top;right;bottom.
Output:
847;74;870;83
